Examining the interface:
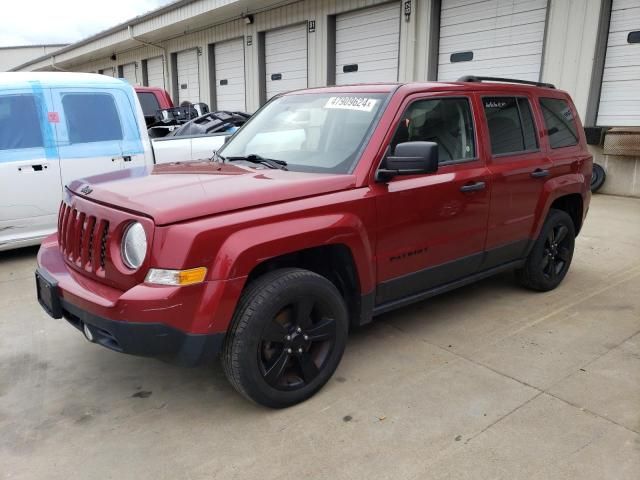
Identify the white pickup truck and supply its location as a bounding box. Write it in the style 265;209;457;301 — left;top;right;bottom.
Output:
0;72;230;251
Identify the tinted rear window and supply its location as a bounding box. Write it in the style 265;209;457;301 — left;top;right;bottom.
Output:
539;98;579;149
483;97;538;155
137;92;161;117
0;94;43;150
62;93;123;144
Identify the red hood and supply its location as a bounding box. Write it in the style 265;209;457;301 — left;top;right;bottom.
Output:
67;162;356;225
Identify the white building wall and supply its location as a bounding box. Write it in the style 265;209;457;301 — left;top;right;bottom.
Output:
14;0;620;123
540;0;603;121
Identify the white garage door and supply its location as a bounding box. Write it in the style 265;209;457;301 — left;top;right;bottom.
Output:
336;2;401;85
120;63;137;85
99;67;115;77
597;0;640;126
265;24;308;100
146;56;165;89
438;0;548;82
176;49;200;104
214;38;246;111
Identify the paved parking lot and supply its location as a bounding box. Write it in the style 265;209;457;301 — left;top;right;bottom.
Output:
1;194;639;480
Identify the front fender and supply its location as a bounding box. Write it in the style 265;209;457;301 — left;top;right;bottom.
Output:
530;173;589;239
210;213;376;294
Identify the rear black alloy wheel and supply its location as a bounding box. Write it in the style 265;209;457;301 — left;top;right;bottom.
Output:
517;208;575;291
223;268;348;408
540;223;572;282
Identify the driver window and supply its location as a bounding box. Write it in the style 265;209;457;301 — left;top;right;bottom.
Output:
390;97;476;163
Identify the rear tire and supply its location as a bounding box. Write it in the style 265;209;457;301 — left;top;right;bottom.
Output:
516;209;575;291
222;268;348;408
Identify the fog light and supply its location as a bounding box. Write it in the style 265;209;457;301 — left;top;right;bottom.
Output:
83;323;95;342
145;267;208;286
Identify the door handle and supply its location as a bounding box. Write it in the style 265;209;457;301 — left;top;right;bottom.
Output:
123;156;132;162
17;164;47;172
530;168;550;178
460;181;486;193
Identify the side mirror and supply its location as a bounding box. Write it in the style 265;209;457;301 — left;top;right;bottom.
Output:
376;141;439;181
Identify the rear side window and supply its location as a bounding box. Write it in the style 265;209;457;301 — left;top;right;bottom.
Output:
483;97;538;155
539;98;579;148
137;92;161;117
62;93;123;144
0;94;43;150
391;97;476;163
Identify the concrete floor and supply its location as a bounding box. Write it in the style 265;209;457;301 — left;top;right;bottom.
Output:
1;194;639;480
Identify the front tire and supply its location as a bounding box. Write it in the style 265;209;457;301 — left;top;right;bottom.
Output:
517;209;575;291
222;268;348;408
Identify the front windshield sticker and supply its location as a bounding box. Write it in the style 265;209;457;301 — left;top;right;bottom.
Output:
324;96;378;112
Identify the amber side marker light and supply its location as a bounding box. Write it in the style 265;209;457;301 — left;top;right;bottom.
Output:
145;267;208;286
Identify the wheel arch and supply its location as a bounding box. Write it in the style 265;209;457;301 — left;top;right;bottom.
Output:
531;175;589;239
210;214;376;328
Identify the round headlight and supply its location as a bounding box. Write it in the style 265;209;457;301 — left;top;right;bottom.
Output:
121;222;147;270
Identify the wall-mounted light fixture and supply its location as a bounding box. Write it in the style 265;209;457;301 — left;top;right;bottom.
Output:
404;0;412;22
242;13;254;25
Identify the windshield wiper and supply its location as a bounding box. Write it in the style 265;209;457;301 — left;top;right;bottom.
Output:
210;150;227;163
226;154;288;170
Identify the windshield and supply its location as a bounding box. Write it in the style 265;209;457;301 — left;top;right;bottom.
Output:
219;93;388;174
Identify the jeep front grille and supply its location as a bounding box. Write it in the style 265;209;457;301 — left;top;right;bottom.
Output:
58;202;110;274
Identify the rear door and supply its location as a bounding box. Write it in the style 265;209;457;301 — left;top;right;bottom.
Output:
0;87;61;245
479;93;552;265
53;87;142;185
374;93;491;305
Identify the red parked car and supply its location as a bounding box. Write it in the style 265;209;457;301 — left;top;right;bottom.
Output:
134;86;174;125
36;77;592;408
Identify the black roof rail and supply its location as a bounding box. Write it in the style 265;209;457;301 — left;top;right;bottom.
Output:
457;75;556;89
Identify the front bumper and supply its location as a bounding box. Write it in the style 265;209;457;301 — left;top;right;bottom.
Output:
60;295;224;365
35;235;244;366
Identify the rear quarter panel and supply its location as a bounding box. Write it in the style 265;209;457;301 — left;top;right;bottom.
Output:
530;90;592;238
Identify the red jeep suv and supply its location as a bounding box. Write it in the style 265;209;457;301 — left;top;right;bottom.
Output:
36;77;592;408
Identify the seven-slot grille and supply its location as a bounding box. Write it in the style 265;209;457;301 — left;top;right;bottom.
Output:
58;202;109;273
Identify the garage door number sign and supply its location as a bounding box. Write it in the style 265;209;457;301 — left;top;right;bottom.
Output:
325;96;377;112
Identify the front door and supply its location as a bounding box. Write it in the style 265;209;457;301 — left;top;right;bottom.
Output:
0;87;62;246
374;94;491;305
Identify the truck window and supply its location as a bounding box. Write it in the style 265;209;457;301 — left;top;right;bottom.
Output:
483;97;538;155
0;94;43;150
61;93;123;144
391;97;475;163
137;92;161;117
539;98;579;149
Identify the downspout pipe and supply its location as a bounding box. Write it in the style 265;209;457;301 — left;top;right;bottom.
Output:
128;25;169;89
51;55;67;71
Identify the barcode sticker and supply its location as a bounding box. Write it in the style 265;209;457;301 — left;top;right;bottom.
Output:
324;97;377;112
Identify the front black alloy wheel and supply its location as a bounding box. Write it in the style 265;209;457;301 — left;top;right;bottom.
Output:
260;296;337;390
517;208;576;291
223;268;348;408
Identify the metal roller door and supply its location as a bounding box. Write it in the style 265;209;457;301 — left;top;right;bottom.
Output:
335;2;401;85
597;0;640;126
214;38;246;111
265;24;308;100
176;49;200;104
146;56;165;89
120;63;137;85
438;0;548;82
